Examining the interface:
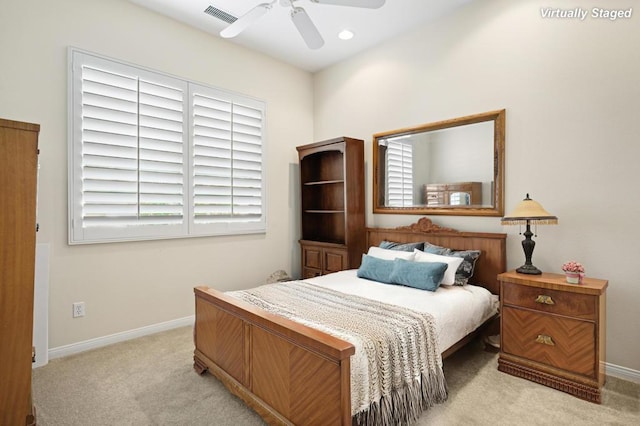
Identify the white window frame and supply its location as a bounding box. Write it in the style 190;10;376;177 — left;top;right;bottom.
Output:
68;48;266;244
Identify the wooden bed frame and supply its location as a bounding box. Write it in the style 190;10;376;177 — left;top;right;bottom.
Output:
194;219;506;425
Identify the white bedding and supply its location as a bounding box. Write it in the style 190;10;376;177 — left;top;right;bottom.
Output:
304;269;499;352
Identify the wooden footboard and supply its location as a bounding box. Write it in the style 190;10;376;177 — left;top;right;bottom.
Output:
194;286;355;426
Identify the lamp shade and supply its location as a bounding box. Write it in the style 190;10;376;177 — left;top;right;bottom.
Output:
502;193;557;275
502;194;558;225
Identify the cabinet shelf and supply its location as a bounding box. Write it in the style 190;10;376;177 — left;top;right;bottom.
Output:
304;210;345;214
303;180;344;186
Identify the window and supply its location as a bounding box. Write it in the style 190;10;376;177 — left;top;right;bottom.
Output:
383;139;414;207
69;49;266;244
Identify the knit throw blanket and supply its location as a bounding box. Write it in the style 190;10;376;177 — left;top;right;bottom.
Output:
228;281;448;425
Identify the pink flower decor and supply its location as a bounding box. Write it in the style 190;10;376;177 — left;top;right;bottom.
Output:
562;261;585;273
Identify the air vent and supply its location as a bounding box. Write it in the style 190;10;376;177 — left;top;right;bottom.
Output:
204;5;237;24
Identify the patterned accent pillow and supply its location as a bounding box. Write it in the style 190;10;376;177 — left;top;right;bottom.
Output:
379;240;424;252
422;242;481;286
448;250;482;285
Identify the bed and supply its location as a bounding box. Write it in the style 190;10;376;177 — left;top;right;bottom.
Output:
193;219;506;425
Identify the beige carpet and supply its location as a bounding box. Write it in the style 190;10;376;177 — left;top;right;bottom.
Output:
32;326;639;425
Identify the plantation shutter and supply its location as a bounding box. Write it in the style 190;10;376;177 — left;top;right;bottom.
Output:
190;84;265;235
70;51;188;243
69;49;266;243
385;140;414;207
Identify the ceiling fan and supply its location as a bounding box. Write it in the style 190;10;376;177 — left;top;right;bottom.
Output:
219;0;386;50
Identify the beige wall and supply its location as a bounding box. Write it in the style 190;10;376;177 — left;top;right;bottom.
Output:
0;0;313;348
314;0;640;371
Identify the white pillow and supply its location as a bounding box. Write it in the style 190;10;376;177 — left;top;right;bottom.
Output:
413;249;464;285
367;246;415;261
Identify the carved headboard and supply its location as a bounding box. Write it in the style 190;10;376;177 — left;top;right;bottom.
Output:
366;218;507;295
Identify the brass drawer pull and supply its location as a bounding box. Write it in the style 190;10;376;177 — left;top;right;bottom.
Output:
535;334;555;346
535;295;555;305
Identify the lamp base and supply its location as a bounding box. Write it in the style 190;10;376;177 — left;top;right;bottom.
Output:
516;264;542;275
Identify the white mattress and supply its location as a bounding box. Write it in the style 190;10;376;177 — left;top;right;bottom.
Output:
304;269;499;352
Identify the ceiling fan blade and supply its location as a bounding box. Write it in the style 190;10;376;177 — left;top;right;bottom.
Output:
220;3;272;38
310;0;385;9
291;7;324;50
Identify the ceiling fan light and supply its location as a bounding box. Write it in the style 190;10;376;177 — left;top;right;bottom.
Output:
291;7;324;49
338;29;354;40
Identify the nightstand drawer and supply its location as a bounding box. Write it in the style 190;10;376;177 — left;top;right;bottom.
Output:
502;307;596;377
502;282;597;320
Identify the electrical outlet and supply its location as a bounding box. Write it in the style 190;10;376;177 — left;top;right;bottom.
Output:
72;302;85;318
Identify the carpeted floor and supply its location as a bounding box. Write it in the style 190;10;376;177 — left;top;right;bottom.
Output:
32;326;639;425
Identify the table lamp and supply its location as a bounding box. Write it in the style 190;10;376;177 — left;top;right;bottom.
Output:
502;194;558;275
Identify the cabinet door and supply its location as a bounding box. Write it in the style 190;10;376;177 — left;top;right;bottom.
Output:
301;246;322;278
323;249;348;274
303;246;322;269
301;244;348;276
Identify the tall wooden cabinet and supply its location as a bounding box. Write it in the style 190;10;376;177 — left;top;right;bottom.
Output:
297;137;365;278
1;118;40;425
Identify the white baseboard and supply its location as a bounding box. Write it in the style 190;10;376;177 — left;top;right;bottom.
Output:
606;362;640;383
47;315;195;362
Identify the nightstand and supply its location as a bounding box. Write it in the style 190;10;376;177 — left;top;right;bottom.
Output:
497;270;607;403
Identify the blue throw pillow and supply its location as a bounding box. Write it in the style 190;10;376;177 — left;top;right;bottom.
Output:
389;258;448;291
357;254;395;283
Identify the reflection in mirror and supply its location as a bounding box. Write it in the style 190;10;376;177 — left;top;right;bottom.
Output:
373;110;505;216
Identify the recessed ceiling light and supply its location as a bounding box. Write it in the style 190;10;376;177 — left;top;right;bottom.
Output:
338;29;354;40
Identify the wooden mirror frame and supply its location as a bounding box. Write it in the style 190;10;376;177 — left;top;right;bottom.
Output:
373;109;505;216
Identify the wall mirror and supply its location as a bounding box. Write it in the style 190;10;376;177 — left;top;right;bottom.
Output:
373;109;505;216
